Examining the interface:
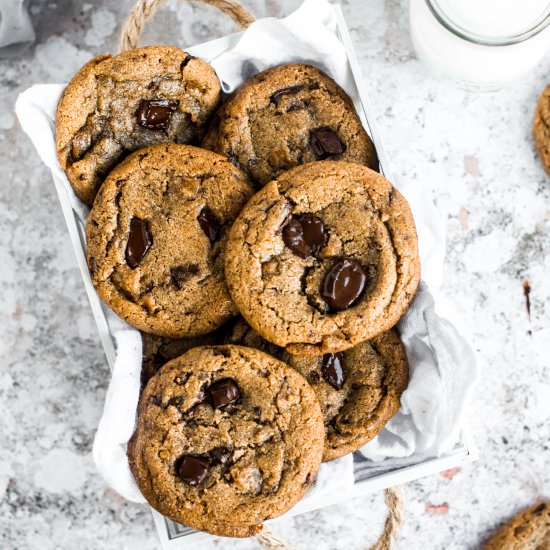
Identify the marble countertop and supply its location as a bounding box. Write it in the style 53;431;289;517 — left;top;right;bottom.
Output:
1;0;549;549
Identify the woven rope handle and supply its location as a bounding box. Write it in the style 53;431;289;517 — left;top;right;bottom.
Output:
119;0;255;52
257;486;406;550
368;486;406;550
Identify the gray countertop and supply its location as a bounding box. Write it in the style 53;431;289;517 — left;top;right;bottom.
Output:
1;1;549;549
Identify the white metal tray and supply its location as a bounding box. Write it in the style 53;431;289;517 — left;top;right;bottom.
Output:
48;4;477;548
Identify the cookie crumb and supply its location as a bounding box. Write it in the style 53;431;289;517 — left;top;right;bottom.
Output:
425;502;449;515
440;467;461;480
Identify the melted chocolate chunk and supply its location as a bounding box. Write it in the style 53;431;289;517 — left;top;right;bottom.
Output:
125;217;153;269
178;456;209;485
136;99;178;130
321;353;345;390
321;259;367;311
197;206;220;242
180;54;194;70
270;85;305;105
282;213;326;258
171;264;199;288
310;127;346;159
207;378;240;409
210;447;232;464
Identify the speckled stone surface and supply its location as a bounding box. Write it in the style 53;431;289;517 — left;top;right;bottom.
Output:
1;1;549;549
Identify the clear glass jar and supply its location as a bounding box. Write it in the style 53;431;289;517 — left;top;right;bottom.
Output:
409;0;550;91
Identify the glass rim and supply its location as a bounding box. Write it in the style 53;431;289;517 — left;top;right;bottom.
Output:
426;0;550;46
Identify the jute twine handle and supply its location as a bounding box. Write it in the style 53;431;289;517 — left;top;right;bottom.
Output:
119;1;406;548
257;486;406;550
368;486;406;550
119;0;255;53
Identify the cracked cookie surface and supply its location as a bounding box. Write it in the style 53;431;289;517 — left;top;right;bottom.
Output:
225;319;409;461
533;84;550;176
86;144;253;338
483;501;550;550
56;46;221;205
224;160;420;356
128;345;324;537
202;63;378;187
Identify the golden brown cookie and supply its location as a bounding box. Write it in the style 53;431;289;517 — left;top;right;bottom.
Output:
86;144;253;338
202;63;378;187
534;84;550;176
285;329;409;460
484;502;550;549
56;46;221;205
128;345;325;537
224;161;420;356
224;318;409;461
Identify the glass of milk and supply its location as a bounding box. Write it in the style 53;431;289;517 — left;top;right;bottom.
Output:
409;0;550;90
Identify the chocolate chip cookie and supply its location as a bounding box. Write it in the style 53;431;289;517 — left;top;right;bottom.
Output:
484;502;550;549
533;84;550;176
128;345;325;537
225;319;409;461
56;46;221;205
202;64;378;186
224;161;420;356
285;329;408;460
86;144;253;338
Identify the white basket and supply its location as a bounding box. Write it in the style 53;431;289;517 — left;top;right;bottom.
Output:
43;4;477;548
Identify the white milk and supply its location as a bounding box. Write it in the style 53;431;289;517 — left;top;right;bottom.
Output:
410;0;550;90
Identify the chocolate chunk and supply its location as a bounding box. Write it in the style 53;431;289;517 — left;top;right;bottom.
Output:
308;371;320;384
125;217;153;269
321;353;345;390
178;456;209;485
173;372;191;385
282;213;326;258
270;85;305;105
180;54;194;70
197;206;220;242
166;395;185;409
210;447;232;464
287;101;307;112
210;347;231;358
533;503;546;515
171;264;199;288
136;99;178;130
321;259;367;311
310;127;346;159
207;378;240;409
